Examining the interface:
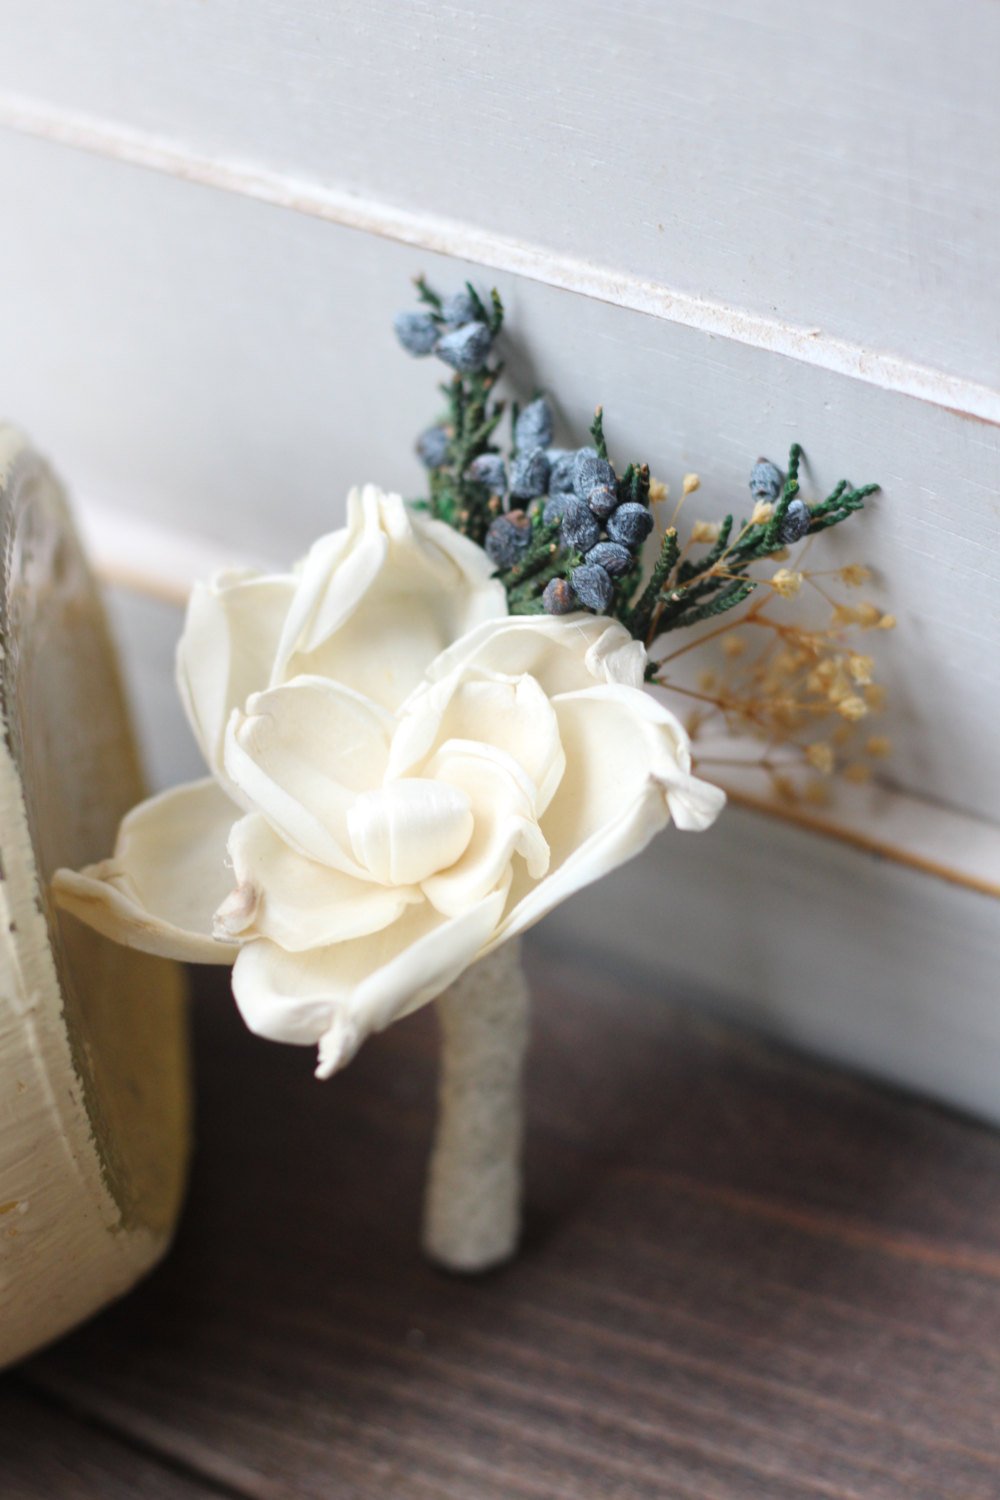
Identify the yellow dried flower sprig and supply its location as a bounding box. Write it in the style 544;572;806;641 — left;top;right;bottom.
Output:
652;565;895;800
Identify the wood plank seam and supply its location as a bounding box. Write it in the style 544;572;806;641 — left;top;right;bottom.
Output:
0;90;997;425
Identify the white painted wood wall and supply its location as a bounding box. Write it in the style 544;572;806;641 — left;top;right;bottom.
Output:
1;1;998;1115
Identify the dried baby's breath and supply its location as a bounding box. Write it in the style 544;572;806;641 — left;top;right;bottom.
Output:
654;555;894;800
806;742;835;775
770;568;803;599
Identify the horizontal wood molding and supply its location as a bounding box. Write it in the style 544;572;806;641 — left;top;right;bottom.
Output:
1;91;998;425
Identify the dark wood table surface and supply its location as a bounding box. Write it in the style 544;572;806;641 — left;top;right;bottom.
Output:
5;939;1000;1499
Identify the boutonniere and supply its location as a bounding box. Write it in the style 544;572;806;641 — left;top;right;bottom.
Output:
54;278;890;1270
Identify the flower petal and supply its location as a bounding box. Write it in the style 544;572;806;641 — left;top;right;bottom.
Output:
230;887;507;1073
272;487;507;710
347;779;473;886
52;778;240;963
219;813;422;951
490;684;725;945
422;743;549;917
389;669;566;815
271;491;386;674
224;675;392;876
418;614;648;698
176;569;297;784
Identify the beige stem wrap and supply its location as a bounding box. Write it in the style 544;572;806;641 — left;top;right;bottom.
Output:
422;940;530;1273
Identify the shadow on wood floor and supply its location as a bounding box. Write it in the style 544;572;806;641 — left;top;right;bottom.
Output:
5;940;1000;1498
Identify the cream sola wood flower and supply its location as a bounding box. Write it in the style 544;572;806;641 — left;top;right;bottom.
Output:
52;483;724;1082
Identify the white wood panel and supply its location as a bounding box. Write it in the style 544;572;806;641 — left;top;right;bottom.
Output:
548;801;1000;1129
3;93;996;425
0;130;996;823
2;0;998;388
106;583;1000;1127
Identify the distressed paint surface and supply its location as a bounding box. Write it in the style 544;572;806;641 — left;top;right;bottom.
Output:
1;0;999;387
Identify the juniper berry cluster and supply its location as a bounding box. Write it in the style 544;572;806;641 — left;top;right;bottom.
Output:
477;399;656;618
394;292;495;377
539;435;653;616
395;276;877;644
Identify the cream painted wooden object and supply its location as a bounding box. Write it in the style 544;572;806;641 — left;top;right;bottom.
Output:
0;430;189;1370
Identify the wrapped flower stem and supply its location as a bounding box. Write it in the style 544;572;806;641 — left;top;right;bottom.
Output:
422;940;530;1273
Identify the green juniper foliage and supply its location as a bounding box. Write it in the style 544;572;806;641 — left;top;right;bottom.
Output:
395;278;878;651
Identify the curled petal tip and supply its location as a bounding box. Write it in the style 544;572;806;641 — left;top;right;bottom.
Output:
315;1013;363;1080
651;769;727;831
214;881;261;938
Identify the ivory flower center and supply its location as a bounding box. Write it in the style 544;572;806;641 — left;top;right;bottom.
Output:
347;779;474;886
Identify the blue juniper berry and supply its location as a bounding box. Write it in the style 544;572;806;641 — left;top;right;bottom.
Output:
587;483;618;519
441;290;479;328
514;398;554;454
573;450;616;501
548;451;577;494
585;540;632;576
542;492;571;525
465;453;507;493
436;321;492;373
394;309;440;357
416;425;450;469
778;496;811;544
485;510;532;569
571;563;615;614
607;502;654;547
542;577;578;614
509;446;551;500
559;497;601;554
750;459;783;502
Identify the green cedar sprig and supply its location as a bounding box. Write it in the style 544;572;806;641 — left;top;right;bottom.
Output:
641;443;878;647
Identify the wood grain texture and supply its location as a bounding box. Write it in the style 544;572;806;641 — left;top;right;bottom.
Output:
2;0;999;388
0;130;996;826
6;943;1000;1498
0;1389;219;1500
